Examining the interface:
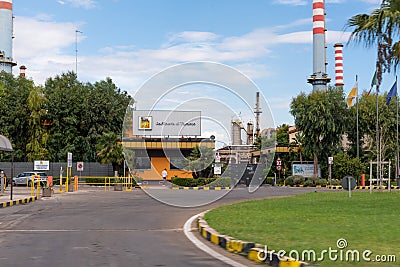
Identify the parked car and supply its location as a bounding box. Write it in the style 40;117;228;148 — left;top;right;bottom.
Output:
12;172;48;187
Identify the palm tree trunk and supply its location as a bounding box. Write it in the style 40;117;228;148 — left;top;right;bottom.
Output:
313;152;318;177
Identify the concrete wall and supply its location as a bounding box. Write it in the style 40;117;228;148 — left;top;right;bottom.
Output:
0;162;114;178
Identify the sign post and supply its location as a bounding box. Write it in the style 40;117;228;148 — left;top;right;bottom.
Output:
328;156;333;186
276;157;282;182
66;152;72;192
77;162;83;190
342;176;356;198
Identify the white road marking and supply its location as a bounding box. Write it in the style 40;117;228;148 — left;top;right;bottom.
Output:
183;212;248;267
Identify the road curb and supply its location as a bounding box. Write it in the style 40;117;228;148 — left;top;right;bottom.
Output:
171;186;231;190
326;185;399;190
1;196;38;208
197;215;309;267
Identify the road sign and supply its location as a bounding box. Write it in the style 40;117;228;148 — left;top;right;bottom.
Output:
276;157;282;166
215;153;221;163
77;162;84;172
328;156;334;165
67;152;73;168
342;176;356;191
214;164;222;175
276;165;282;171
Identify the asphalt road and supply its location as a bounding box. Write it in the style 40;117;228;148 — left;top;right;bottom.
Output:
0;186;320;267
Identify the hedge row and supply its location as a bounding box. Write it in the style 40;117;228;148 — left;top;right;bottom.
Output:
265;175;337;186
171;177;232;187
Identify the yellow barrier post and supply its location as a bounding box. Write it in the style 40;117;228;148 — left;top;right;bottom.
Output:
59;167;63;192
65;166;69;192
126;176;133;192
30;175;34;196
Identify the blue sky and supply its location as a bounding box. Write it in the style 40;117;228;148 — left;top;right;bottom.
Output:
12;0;393;130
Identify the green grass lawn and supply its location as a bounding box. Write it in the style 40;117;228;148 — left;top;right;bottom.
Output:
205;191;400;266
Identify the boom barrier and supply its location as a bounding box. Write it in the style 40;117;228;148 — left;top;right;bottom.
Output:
57;176;135;192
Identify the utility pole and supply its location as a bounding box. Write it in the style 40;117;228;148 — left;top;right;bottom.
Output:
75;30;83;77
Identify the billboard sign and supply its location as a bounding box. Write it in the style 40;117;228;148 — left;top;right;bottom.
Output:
133;110;201;136
292;163;321;178
34;160;50;171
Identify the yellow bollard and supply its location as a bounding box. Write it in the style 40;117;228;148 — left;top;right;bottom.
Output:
74;176;78;191
30;175;34;196
65;166;69;192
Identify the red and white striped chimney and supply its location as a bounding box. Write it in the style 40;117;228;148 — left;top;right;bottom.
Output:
19;65;26;78
308;0;331;90
334;43;344;87
312;0;325;36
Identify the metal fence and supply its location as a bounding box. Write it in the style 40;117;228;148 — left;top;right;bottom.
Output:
0;162;114;178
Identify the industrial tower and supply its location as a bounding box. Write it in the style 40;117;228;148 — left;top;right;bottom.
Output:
307;0;331;91
334;43;344;89
0;0;16;73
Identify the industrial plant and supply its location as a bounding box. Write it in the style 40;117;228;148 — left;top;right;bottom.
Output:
1;0;348;181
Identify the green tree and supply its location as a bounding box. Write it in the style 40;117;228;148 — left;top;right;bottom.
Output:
346;92;396;162
276;124;289;146
185;146;214;179
96;132;124;174
290;87;348;176
290;132;307;163
44;72;88;161
26;86;48;161
44;72;131;162
331;152;366;181
347;0;400;88
0;71;35;161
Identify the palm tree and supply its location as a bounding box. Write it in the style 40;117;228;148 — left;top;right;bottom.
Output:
96;132;124;174
346;0;400;85
291;132;305;163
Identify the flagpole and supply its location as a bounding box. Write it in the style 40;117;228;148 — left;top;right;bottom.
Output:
356;75;359;158
376;69;380;190
396;76;399;187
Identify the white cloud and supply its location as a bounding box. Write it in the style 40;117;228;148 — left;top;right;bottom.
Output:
165;31;219;45
273;0;307;6
59;0;96;9
326;0;346;3
12;14;351;96
360;0;381;4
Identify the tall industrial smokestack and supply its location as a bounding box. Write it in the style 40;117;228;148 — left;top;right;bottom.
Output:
0;0;16;73
334;43;344;88
307;0;331;91
254;92;262;139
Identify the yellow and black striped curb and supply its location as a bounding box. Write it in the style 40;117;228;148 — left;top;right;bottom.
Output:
1;196;38;208
171;186;231;190
327;185;400;190
197;216;308;267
